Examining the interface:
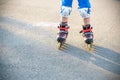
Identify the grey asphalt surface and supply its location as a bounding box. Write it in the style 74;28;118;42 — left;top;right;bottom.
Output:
0;0;120;80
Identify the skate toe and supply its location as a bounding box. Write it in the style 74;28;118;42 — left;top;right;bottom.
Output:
85;39;93;44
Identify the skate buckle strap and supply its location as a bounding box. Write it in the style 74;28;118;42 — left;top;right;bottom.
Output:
58;26;69;31
81;28;92;33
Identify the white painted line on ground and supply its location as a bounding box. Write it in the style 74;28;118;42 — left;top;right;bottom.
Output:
33;22;59;27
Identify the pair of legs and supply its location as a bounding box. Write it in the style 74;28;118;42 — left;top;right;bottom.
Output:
57;0;93;46
62;17;90;25
60;0;91;25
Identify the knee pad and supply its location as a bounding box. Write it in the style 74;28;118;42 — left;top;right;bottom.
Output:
78;8;91;18
60;6;72;17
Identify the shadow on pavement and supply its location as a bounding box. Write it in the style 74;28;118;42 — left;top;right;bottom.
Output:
61;44;120;75
0;57;14;80
0;60;8;80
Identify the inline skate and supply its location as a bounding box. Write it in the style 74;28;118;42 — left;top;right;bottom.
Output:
57;22;69;49
80;24;94;50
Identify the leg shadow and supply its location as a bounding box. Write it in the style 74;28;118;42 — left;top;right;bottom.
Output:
61;44;120;75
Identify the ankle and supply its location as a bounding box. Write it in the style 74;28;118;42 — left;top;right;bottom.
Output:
83;24;92;30
60;22;68;28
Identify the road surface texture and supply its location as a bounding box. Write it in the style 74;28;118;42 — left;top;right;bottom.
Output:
0;0;120;80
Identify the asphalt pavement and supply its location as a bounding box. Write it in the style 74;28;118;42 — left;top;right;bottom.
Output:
0;0;120;80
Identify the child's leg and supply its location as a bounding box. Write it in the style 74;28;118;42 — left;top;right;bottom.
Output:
78;0;93;44
78;8;91;25
57;0;73;43
77;0;91;25
84;16;90;25
60;0;73;23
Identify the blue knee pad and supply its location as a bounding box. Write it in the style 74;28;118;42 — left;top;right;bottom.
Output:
77;0;91;18
60;6;72;17
78;8;91;18
60;0;73;17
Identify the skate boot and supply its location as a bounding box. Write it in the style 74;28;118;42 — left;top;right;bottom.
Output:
80;24;93;49
57;22;69;49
